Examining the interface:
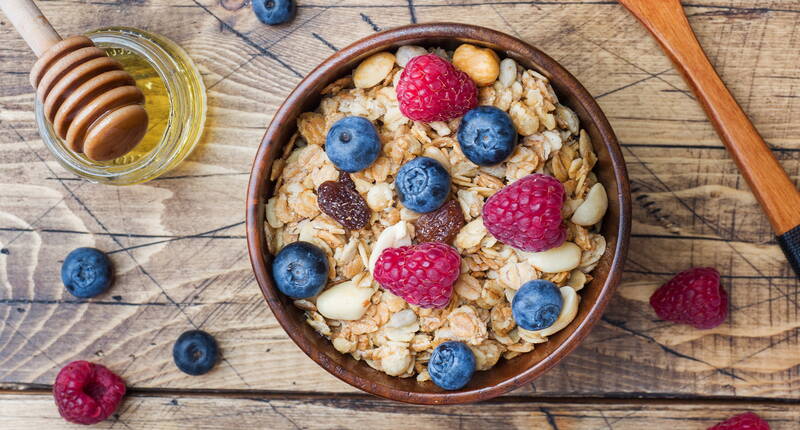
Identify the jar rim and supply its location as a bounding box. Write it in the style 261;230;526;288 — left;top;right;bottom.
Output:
36;27;206;185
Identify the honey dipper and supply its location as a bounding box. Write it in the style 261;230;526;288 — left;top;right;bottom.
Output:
1;0;148;161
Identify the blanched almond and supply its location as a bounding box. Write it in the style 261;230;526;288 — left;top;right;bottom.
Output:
571;183;608;226
523;241;581;273
316;280;374;320
368;221;412;274
527;286;580;337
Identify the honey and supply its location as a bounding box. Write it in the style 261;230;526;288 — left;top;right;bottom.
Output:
102;45;169;166
35;27;206;185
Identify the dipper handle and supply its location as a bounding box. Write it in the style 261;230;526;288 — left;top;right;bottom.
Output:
618;0;800;279
0;0;61;56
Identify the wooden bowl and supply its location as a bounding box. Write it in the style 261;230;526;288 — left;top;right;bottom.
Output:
246;23;631;404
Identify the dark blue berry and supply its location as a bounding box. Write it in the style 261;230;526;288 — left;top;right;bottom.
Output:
60;247;113;298
512;280;563;331
395;157;450;213
272;241;329;299
173;330;218;376
253;0;296;26
457;106;518;166
325;116;381;173
428;341;476;390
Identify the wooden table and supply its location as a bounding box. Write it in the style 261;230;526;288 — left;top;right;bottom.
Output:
1;0;799;428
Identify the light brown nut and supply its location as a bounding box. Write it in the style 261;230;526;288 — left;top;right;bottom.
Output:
452;44;501;87
354;52;396;89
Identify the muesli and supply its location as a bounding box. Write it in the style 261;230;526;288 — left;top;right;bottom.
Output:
265;43;607;387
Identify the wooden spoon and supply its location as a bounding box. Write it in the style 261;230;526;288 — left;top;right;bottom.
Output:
0;0;148;161
617;0;800;278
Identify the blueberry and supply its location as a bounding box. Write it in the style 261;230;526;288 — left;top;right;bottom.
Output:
395;157;450;213
325;116;381;173
512;280;563;331
428;341;476;390
272;241;329;299
252;0;296;26
457;106;518;166
60;247;113;298
172;330;218;376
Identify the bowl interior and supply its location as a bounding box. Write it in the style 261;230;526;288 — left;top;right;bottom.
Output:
246;23;630;404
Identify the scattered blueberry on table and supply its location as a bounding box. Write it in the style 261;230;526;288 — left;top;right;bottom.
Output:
272;241;329;298
457;105;518;166
395;156;451;213
61;247;113;298
512;280;563;331
325;116;381;173
173;330;219;376
252;0;296;26
428;341;476;390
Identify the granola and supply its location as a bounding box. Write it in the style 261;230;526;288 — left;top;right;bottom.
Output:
265;46;608;379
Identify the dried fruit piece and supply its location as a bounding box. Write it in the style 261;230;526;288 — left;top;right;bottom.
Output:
317;173;370;230
415;200;466;244
338;170;356;190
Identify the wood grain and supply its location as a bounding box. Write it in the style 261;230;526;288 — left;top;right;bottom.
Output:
1;393;798;429
0;0;799;406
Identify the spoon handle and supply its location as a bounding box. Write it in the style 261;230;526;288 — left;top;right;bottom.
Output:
618;0;800;276
0;0;61;57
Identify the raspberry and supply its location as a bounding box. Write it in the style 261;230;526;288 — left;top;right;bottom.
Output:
373;242;460;308
650;267;728;329
482;173;566;252
396;54;478;122
708;412;770;430
53;360;126;425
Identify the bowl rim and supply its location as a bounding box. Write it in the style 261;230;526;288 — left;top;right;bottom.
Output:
246;22;631;404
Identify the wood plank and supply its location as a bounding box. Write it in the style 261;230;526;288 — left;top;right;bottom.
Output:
1;0;799;399
0;393;798;429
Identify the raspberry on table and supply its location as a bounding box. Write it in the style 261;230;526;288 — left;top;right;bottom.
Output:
482;173;567;252
395;53;478;122
373;242;460;308
708;412;770;430
650;267;728;329
53;360;126;425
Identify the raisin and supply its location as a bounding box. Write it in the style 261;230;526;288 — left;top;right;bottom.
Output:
415;200;466;244
317;173;370;230
338;170;356;191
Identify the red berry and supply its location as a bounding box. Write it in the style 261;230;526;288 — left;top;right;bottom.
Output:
53;360;126;425
708;412;770;430
650;267;728;329
396;54;478;122
373;242;460;308
482;173;566;252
